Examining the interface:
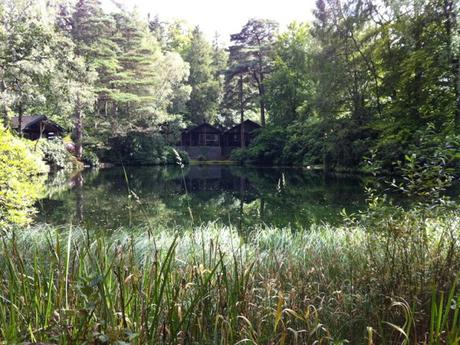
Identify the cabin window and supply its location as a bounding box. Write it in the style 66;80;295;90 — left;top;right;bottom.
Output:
199;133;219;146
205;133;218;145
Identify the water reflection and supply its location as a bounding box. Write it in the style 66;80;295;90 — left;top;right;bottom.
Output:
36;165;367;231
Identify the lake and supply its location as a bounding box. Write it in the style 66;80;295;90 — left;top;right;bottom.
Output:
36;165;368;231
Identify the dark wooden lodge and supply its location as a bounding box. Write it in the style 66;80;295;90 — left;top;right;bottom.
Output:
11;115;65;140
222;120;260;148
180;123;221;147
179;120;261;160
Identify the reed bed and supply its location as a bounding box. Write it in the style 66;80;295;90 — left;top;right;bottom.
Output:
0;208;459;344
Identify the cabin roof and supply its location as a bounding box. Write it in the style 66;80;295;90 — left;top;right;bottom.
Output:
223;119;260;134
11;115;65;132
11;115;66;135
11;115;47;130
182;122;222;134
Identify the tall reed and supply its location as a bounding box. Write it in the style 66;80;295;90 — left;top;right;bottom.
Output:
0;207;459;344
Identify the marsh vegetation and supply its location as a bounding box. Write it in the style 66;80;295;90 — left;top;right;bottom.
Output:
1;202;459;344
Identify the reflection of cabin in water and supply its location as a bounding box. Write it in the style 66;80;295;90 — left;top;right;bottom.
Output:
11;115;65;140
179;165;259;203
179;120;261;160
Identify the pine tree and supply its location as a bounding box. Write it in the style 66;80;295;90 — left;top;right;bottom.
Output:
61;0;119;140
183;26;221;124
228;19;278;126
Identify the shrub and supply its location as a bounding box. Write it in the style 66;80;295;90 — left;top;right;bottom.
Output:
231;119;374;170
0;126;47;228
165;146;189;166
230;126;288;165
38;138;75;170
103;131;189;166
82;149;100;168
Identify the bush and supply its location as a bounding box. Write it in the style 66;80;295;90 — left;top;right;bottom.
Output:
368;125;460;203
103;131;189;166
230;126;288;165
38;138;76;170
0;126;47;228
233;119;376;170
82;149;100;168
284;120;322;165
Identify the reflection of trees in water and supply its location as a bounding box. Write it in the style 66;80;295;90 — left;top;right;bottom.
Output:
227;166;366;228
72;173;84;225
37;165;367;230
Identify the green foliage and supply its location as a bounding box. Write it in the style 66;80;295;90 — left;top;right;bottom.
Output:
61;4;191;139
226;19;278;126
233;0;460;172
230;126;288;164
104;131;189;166
265;22;314;126
3;0;459;174
38;139;75;170
0;0;55;116
81;148;100;167
233;118;374;169
181;27;223;124
0;126;46;228
385;126;460;203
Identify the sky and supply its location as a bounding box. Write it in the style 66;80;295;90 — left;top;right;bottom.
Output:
102;0;316;45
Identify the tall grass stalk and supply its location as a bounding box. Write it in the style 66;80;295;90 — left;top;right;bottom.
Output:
0;207;459;344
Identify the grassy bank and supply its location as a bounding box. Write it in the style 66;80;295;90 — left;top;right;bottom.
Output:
1;204;459;344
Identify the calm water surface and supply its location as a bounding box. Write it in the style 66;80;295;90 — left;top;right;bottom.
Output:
36;165;368;230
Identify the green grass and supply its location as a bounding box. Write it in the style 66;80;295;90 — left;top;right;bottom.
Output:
0;206;459;344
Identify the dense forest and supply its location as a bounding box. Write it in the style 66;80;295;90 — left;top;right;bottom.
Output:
2;0;459;171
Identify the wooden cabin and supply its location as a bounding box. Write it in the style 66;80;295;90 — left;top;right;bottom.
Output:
11;115;65;140
181;123;222;147
179;120;261;160
222;120;261;148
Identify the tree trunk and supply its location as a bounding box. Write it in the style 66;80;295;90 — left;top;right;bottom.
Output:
443;0;460;132
18;105;23;137
259;73;266;126
239;75;245;148
455;57;460;132
74;94;83;160
0;80;8;127
111;104;117;134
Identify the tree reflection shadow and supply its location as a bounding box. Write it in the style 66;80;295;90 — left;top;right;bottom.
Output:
37;165;367;231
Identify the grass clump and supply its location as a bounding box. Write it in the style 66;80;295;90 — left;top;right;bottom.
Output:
0;204;459;344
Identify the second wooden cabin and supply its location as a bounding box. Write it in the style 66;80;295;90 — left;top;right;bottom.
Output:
179;120;260;160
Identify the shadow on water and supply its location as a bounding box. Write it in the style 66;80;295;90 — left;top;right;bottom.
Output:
36;165;368;231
